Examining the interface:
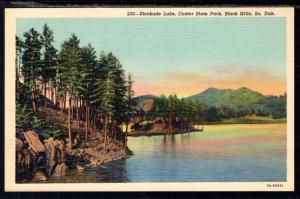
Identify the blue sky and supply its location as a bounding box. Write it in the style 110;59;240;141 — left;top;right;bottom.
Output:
16;17;286;97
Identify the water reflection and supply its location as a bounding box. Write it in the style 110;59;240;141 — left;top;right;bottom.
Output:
46;124;286;183
162;133;190;145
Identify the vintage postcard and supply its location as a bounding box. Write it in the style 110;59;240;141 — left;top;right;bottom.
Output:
5;7;294;191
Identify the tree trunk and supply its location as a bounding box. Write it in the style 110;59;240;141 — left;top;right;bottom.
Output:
63;92;66;111
76;98;79;128
44;82;47;108
71;99;74;122
85;105;88;142
68;97;72;150
91;111;94;130
104;115;108;150
54;87;57;106
50;85;54;104
113;120;116;141
93;112;96;130
60;96;64;118
16;62;19;101
31;89;36;112
180;117;183;133
79;101;82;128
125;123;128;151
60;98;64;117
16;54;20;101
87;107;90;132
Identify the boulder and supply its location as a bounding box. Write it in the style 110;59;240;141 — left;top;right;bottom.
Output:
16;138;24;152
53;163;68;177
44;137;57;175
33;169;48;181
38;131;50;140
24;130;45;153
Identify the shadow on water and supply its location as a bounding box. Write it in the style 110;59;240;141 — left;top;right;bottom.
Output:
95;159;129;182
45;159;129;183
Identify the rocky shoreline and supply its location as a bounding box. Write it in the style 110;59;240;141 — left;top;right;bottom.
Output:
16;130;131;183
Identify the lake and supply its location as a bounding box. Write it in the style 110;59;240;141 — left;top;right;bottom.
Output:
46;123;286;183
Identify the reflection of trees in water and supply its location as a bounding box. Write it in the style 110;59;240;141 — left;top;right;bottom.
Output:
171;135;175;145
162;135;167;155
161;135;178;157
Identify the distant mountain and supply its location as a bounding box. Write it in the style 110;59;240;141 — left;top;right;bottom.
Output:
185;87;265;109
133;95;156;105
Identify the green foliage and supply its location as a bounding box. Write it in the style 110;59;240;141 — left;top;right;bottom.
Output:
90;52;127;123
205;106;221;122
124;74;136;123
16;102;34;129
17;23;136;145
22;28;43;87
45;123;62;137
79;44;98;104
16;102;62;138
40;24;57;85
264;94;287;119
145;94;207;125
57;34;82;97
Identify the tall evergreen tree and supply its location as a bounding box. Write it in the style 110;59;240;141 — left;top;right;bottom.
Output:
106;52;127;125
16;36;24;101
124;73;135;149
57;34;82;149
80;44;97;141
21;28;43;111
40;24;57;107
92;68;116;149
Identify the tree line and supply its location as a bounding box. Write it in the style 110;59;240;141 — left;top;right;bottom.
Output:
16;24;135;150
133;95;208;133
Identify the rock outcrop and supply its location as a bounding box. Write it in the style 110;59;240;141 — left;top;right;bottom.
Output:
16;130;69;182
24;130;45;153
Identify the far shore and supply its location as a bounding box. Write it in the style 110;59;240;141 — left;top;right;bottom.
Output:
128;128;202;137
128;117;286;137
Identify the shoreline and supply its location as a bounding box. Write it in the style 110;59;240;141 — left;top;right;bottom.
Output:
128;128;202;137
128;121;286;137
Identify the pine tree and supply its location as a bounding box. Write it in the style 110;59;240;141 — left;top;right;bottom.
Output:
80;44;97;141
167;95;177;133
91;52;128;148
40;24;57;107
57;34;82;149
21;28;43;112
124;73;135;150
107;52;127;141
16;36;24;101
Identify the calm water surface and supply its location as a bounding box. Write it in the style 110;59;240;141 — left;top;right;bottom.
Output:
47;124;286;183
